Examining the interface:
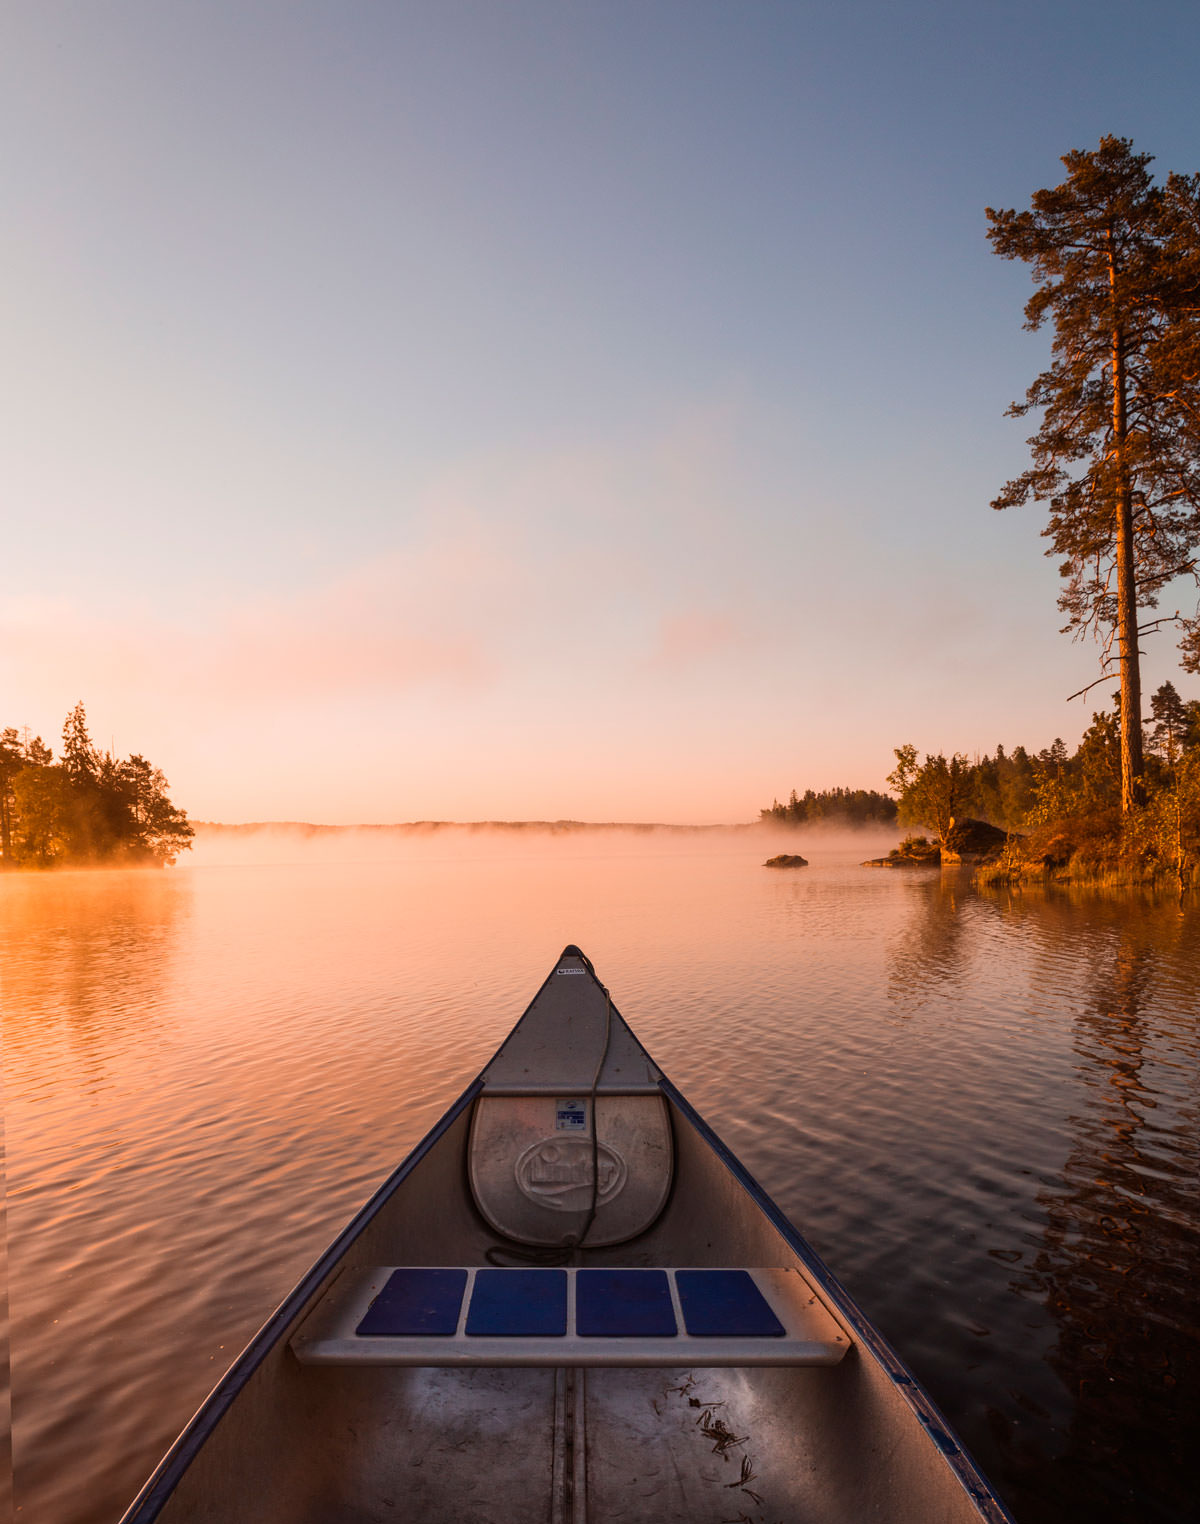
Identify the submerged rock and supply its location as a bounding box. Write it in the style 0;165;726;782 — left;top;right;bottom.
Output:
764;853;808;868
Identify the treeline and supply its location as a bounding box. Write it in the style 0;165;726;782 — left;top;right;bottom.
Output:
0;703;194;868
890;682;1200;881
761;787;899;827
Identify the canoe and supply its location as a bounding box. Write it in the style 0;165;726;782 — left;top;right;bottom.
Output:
120;945;1013;1524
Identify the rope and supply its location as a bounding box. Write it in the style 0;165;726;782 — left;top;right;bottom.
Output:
485;952;614;1267
570;967;613;1252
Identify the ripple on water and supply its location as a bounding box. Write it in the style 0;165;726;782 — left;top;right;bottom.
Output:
3;849;1199;1524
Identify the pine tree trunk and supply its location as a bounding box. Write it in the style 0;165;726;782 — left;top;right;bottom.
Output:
1114;473;1144;811
1109;241;1145;813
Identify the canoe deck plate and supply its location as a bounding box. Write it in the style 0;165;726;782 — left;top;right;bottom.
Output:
469;1094;674;1247
477;952;662;1095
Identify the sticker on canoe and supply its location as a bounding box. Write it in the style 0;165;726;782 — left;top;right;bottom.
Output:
556;967;585;975
555;1099;587;1131
514;1137;627;1211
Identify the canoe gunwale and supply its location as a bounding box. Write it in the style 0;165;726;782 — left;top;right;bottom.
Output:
117;1077;486;1524
657;1075;1017;1524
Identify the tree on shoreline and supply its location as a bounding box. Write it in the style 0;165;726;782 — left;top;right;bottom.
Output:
0;704;193;868
1147;680;1199;763
886;746;972;845
0;728;21;862
988;137;1200;813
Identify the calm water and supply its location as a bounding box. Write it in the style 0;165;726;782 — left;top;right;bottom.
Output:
3;828;1198;1524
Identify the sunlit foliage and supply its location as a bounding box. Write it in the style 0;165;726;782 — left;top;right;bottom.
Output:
894;680;1200;883
0;705;193;869
887;746;972;845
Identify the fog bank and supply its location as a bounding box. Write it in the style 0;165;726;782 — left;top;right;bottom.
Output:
188;819;902;867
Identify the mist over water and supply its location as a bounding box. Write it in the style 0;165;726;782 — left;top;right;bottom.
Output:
3;831;1197;1524
187;819;898;866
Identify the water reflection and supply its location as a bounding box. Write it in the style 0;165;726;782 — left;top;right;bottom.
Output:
997;903;1200;1524
885;869;975;1011
2;870;191;1524
1;870;192;1069
3;849;1199;1524
1;1072;11;1520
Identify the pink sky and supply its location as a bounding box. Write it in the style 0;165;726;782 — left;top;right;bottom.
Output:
6;4;1200;823
2;417;1160;823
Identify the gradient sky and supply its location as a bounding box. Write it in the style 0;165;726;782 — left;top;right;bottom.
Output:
5;1;1200;823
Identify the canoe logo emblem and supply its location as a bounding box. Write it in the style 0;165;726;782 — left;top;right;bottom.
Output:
515;1137;628;1212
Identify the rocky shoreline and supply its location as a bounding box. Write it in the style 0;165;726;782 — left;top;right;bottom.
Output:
863;818;1011;869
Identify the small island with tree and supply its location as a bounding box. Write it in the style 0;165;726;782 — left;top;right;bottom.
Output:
0;703;193;869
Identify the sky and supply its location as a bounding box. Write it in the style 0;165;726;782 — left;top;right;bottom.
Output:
5;0;1200;824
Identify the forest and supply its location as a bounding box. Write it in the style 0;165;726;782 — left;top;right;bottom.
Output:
0;703;194;868
766;680;1200;883
889;682;1200;883
760;787;898;827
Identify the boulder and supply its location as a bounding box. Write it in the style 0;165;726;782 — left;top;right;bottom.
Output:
940;817;1014;863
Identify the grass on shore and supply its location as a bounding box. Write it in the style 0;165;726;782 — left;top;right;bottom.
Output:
973;807;1197;890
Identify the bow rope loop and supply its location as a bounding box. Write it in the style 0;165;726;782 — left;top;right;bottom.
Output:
484;950;615;1267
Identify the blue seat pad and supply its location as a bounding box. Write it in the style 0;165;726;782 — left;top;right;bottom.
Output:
576;1269;677;1337
676;1270;785;1337
466;1269;568;1336
356;1268;467;1336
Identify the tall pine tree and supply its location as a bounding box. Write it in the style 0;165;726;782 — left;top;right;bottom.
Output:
988;137;1200;812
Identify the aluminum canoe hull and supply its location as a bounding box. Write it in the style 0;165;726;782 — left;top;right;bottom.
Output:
119;948;1013;1524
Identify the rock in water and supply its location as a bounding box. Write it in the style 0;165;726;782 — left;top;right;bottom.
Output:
764;854;808;868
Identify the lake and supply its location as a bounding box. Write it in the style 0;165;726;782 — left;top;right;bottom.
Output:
3;826;1198;1524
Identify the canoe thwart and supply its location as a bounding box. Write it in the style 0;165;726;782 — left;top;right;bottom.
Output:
290;1265;851;1368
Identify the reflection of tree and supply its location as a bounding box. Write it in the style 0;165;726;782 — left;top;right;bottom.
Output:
1007;913;1200;1524
885;871;978;1010
2;870;190;1524
1;1076;11;1523
1;870;190;1069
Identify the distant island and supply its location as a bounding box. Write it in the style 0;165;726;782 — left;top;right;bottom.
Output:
759;788;898;827
0;704;193;869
